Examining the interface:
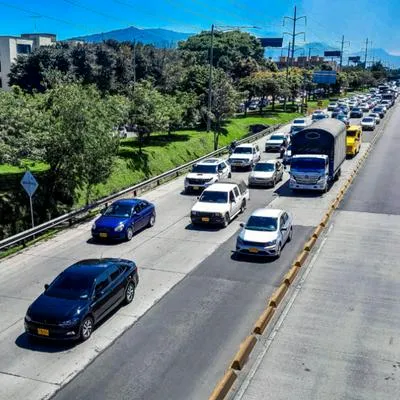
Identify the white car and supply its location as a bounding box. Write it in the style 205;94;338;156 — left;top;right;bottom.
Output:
248;160;284;187
229;143;261;170
264;133;289;152
184;158;231;192
235;208;293;258
360;117;376;131
327;103;338;111
368;113;381;125
290;118;309;134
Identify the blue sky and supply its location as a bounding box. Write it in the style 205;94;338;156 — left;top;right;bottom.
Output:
0;0;399;54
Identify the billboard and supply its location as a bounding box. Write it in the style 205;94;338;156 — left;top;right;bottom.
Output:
259;38;283;48
313;71;337;84
348;56;361;62
324;50;341;57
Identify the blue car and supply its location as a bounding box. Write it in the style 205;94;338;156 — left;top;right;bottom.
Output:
92;199;156;241
24;258;139;341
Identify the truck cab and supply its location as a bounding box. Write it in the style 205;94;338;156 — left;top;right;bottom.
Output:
346;125;362;157
290;155;329;192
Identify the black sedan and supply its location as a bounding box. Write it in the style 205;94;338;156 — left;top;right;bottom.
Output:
349;107;363;118
24;258;139;341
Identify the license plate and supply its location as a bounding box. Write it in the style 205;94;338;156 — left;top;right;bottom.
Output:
37;328;49;336
193;186;199;190
99;232;108;238
201;217;210;222
249;248;259;253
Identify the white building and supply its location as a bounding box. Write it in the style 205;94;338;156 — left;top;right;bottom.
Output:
0;33;56;90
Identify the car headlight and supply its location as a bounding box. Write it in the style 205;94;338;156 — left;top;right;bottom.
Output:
237;236;244;245
191;211;198;216
214;212;223;217
317;176;325;183
114;223;125;232
265;240;277;246
92;222;96;230
59;317;80;327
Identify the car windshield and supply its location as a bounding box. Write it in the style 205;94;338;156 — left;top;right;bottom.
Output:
192;164;217;174
291;157;325;170
199;191;228;203
245;216;278;232
293;119;305;124
45;272;93;300
270;135;285;141
254;163;274;172
103;203;133;218
347;130;358;137
233;147;252;154
352;108;361;111
374;108;383;111
313;114;325;119
362;118;374;122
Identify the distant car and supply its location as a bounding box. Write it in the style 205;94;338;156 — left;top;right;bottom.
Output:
229;143;261;170
312;109;325;115
349;107;363;118
24;258;139;341
338;105;349;115
248;160;284;187
312;113;328;122
336;113;350;126
290;118;309;134
248;101;259;110
360;117;376;131
184;158;231;192
265;133;289;152
235;208;293;258
360;103;371;112
372;107;385;118
327;103;338;111
368;113;381;124
380;100;392;109
92;199;156;241
331;108;343;118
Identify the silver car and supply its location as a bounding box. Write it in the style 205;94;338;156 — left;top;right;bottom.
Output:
236;208;293;258
248;160;284;188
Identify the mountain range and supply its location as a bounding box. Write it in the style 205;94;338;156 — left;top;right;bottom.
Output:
71;27;400;67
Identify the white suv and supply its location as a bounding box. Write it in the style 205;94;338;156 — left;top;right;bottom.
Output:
184;158;231;192
229;143;261;170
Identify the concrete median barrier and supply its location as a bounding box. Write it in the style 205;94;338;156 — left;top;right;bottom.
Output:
253;306;276;335
294;249;309;267
304;236;317;252
230;335;258;371
284;265;300;285
209;368;237;400
268;282;289;307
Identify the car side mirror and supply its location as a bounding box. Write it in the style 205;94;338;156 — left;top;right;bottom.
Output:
240;223;244;227
44;284;49;290
100;207;106;215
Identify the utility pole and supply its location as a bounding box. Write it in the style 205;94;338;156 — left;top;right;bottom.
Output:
283;6;306;66
338;35;350;71
286;42;291;78
363;38;369;69
133;40;137;85
207;24;215;132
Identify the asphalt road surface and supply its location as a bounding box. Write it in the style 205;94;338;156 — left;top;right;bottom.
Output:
232;103;400;400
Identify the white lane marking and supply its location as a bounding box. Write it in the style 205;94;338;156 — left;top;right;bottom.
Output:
233;223;333;400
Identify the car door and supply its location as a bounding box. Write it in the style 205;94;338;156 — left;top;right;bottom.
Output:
139;201;153;227
106;264;126;309
233;187;242;214
229;190;239;216
91;273;113;322
132;203;145;231
281;213;290;243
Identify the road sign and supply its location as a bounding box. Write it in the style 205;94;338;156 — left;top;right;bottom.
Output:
21;171;38;197
313;71;337;84
324;50;341;57
259;38;283;48
21;171;38;229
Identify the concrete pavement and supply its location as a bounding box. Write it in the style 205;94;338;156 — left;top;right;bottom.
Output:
232;104;400;400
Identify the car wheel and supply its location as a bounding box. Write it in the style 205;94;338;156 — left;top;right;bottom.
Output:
124;281;135;304
125;227;134;241
148;213;156;228
240;200;246;213
80;316;94;342
223;213;230;228
228;172;232;178
287;227;293;242
276;244;281;259
273;178;276;187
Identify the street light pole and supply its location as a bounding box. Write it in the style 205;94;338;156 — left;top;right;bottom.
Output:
207;24;215;132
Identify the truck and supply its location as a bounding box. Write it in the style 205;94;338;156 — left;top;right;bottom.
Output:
289;119;346;192
190;179;249;227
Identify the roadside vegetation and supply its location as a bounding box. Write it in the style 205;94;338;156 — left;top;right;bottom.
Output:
0;29;394;238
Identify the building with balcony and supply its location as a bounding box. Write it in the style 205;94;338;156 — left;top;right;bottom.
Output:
0;33;56;90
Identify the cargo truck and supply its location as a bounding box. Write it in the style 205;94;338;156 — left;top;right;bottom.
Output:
289;119;346;192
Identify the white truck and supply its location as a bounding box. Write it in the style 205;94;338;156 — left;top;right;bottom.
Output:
190;179;250;227
229;143;261;170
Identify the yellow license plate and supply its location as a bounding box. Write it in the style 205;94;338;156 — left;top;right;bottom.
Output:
249;248;259;253
201;217;210;222
37;328;49;336
99;232;108;238
193;186;199;190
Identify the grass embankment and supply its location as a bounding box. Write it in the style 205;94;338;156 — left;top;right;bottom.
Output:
0;160;48;175
77;110;300;205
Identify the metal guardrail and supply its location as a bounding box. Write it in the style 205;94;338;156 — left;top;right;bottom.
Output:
0;124;281;252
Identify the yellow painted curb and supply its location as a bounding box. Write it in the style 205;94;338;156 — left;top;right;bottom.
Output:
312;224;324;238
253;306;276;335
230;335;257;371
294;250;309;267
209;369;237;400
304;236;317;252
268;283;289;307
284;265;300;285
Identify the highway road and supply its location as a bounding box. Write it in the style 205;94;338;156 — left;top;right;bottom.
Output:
232;102;400;400
0;108;380;400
